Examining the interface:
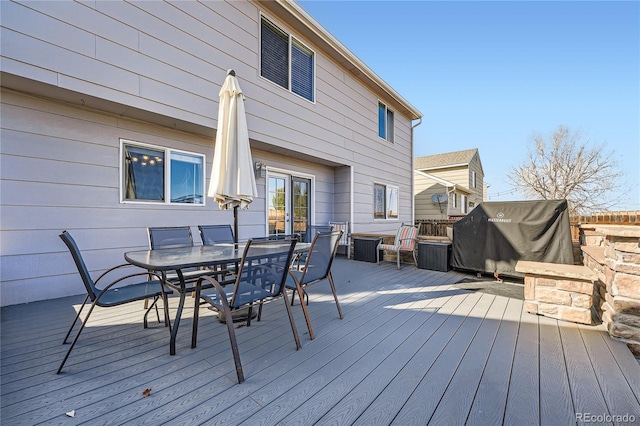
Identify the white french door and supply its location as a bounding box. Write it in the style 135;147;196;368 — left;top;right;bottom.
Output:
267;172;312;237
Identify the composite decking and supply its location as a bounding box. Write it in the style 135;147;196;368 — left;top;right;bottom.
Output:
2;258;639;425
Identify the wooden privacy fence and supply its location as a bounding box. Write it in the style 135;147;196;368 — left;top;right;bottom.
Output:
417;212;639;242
415;219;457;237
570;211;639;242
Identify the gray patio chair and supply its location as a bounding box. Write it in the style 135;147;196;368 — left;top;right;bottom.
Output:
192;238;300;384
198;224;237;284
376;223;419;269
147;226;212;293
286;229;343;340
148;225;195;249
198;224;234;245
57;231;171;374
302;225;332;243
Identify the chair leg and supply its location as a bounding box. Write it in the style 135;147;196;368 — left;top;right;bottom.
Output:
281;290;302;349
143;296;162;329
154;298;161;323
397;251;401;270
62;294;90;344
327;272;343;320
57;298;100;374
246;305;254;326
221;307;245;384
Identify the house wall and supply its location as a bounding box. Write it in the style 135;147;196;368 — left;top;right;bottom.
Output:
467;154;485;206
0;1;417;305
0;90;339;305
414;173;449;220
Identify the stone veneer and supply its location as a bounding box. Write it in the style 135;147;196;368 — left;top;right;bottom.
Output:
515;260;598;325
581;225;640;358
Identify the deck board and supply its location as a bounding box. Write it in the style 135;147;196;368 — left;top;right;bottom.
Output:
2;258;639;425
427;295;509;425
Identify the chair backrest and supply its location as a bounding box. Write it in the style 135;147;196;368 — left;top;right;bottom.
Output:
299;230;343;285
148;226;193;249
252;233;300;242
59;231;98;301
230;238;297;309
329;221;349;245
198;224;234;245
395;224;419;250
303;225;332;243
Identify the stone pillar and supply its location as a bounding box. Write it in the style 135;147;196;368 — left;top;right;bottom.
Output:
593;226;640;358
515;261;598;325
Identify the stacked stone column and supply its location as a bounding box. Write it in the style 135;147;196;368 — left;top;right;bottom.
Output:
593;226;640;358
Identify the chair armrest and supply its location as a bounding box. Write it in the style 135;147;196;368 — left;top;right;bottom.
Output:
94;263;150;286
196;275;230;310
94;271;167;300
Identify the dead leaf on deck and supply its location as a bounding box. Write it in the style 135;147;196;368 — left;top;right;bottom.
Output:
142;388;152;398
65;410;75;418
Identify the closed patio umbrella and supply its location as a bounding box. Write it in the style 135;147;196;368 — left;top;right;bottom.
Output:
207;69;258;242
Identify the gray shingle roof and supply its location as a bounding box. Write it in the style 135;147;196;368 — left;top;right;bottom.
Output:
414;148;479;170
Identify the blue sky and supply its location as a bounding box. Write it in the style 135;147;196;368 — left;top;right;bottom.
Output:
298;0;640;211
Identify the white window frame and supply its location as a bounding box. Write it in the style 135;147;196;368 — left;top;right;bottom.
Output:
259;14;316;103
378;101;395;142
119;139;205;206
374;182;399;220
471;170;477;188
461;194;468;214
452;192;458;209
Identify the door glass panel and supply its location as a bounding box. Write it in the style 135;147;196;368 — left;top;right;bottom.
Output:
292;177;310;235
268;176;287;236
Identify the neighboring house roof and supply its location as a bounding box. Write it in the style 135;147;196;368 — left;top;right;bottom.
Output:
414;170;472;194
414;148;480;171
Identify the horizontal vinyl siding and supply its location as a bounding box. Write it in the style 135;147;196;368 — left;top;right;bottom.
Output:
1;1;417;303
414;174;449;220
0;90;340;305
469;156;485;204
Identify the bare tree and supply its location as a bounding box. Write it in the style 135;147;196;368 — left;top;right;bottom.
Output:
509;126;624;215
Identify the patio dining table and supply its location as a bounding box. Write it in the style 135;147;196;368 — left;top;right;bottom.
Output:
124;241;311;355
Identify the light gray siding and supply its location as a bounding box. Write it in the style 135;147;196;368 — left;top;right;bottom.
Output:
0;0;420;305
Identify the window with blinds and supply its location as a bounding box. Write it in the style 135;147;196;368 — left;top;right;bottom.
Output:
260;16;314;102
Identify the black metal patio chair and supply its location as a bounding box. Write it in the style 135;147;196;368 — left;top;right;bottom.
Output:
192;238;300;383
198;224;237;284
286;229;343;340
57;231;171;374
147;226;212;293
198;224;235;245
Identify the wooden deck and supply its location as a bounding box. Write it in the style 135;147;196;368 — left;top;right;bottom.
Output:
2;258;639;425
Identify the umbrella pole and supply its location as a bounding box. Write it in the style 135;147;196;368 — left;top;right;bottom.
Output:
233;205;239;244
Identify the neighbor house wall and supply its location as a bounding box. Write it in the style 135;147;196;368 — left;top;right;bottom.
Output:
414;173;449;220
467;155;484;206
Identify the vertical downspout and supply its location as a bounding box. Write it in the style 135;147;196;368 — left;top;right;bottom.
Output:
411;117;423;225
447;184;457;218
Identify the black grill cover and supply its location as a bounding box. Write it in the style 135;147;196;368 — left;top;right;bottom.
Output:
451;200;573;277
